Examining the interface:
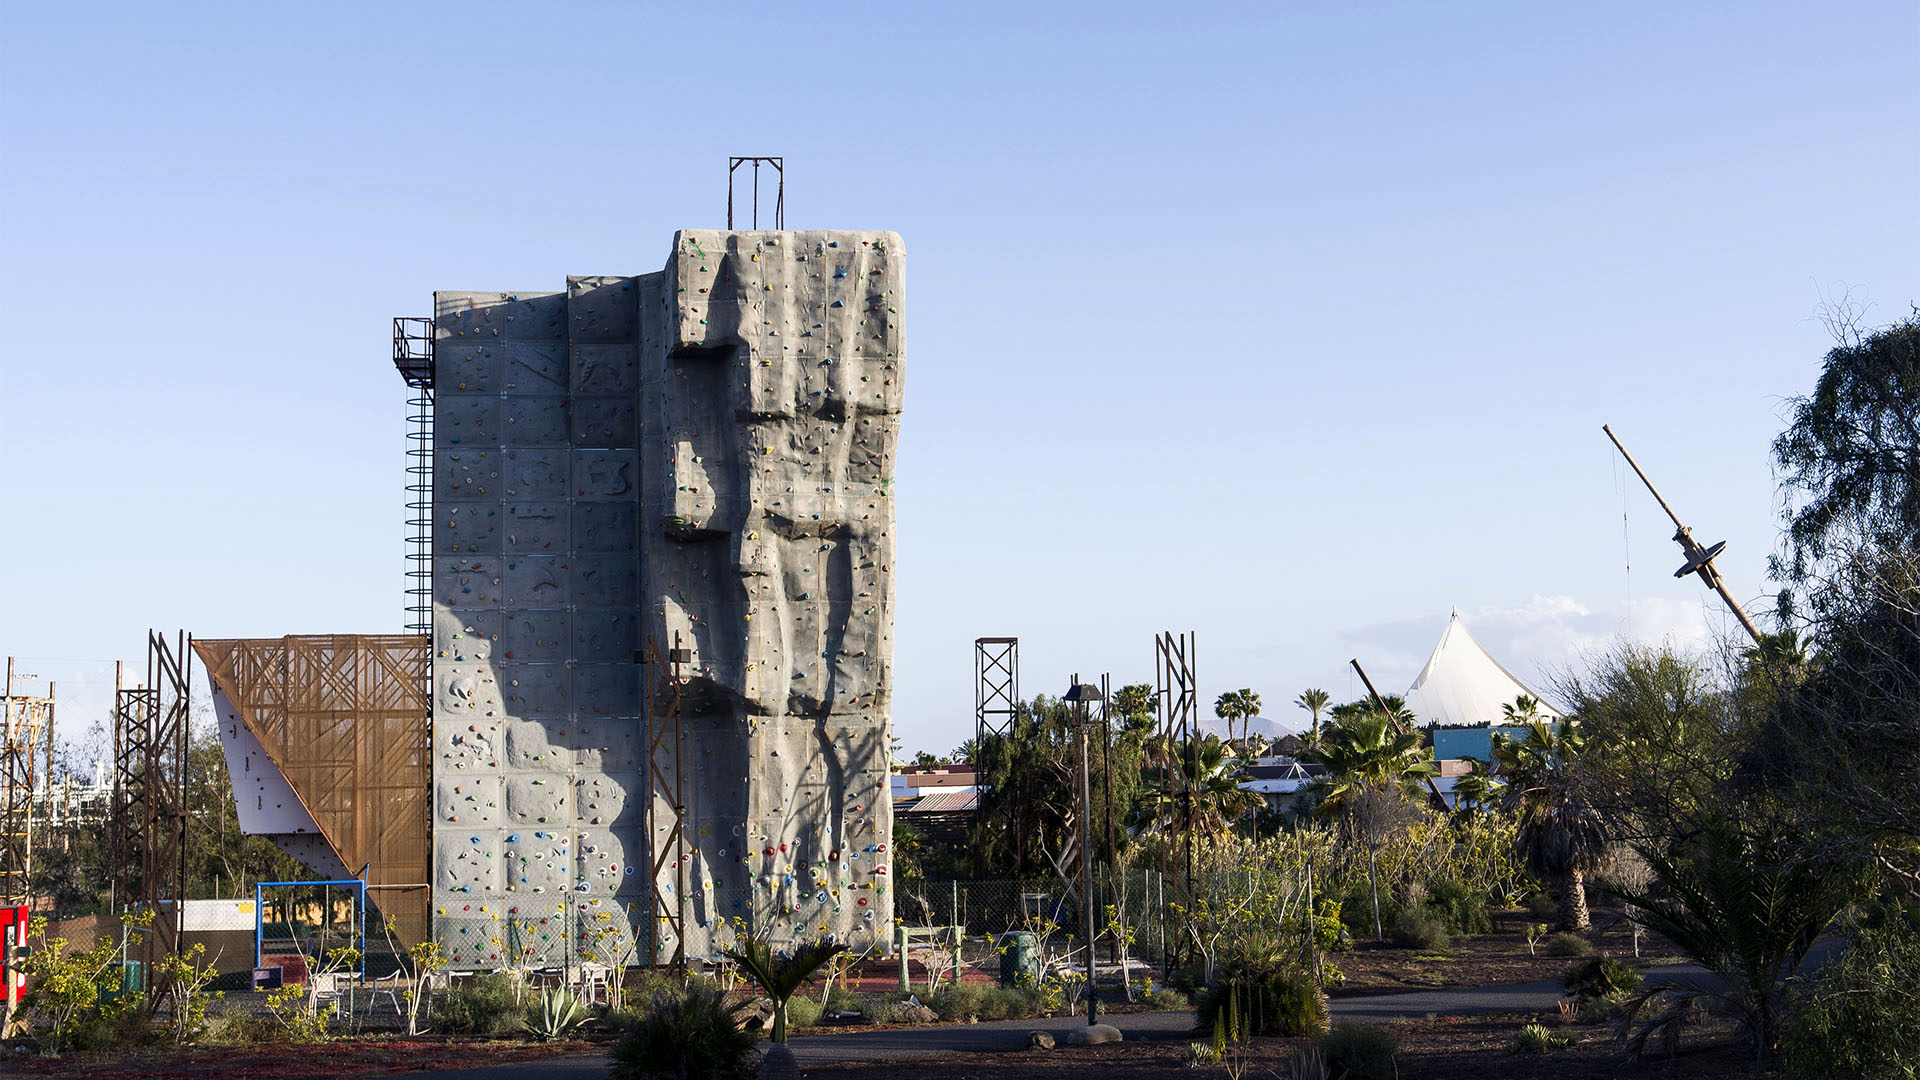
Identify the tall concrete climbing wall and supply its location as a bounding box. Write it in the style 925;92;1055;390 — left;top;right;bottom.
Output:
429;229;902;969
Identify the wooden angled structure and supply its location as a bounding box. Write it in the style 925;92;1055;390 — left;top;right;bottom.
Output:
194;635;431;947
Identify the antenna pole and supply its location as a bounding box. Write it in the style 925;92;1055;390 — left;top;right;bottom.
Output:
1602;425;1763;644
1350;658;1450;812
1603;425;1685;531
1349;658;1396;729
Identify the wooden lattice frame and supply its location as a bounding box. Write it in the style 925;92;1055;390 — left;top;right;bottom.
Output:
194;635;430;947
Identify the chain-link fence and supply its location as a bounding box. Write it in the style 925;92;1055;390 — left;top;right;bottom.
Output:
892;861;1341;992
893;869;1172;988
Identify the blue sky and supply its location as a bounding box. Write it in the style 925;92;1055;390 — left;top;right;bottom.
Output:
3;1;1915;761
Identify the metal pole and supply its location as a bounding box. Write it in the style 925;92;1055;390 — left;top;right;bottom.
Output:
1076;694;1096;1025
3;657;11;1038
672;631;687;974
43;682;55;814
1350;658;1451;811
1098;673;1116;966
1603;424;1687;530
110;661;120;917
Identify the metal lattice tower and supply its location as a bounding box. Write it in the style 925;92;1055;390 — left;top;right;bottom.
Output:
0;660;53;908
973;637;1019;745
113;632;190;945
1154;630;1198;975
644;633;691;972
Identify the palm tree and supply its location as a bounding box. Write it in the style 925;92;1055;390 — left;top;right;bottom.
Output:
1491;711;1608;932
1295;688;1331;741
725;936;849;1079
1307;710;1438;815
1451;757;1504;813
1130;734;1259;841
1502;694;1543;725
1308;710;1438;938
1744;627;1814;687
1610;823;1847;1063
1213;688;1260;747
1110;683;1159;735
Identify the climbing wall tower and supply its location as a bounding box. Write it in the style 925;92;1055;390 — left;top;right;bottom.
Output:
430;230;903;968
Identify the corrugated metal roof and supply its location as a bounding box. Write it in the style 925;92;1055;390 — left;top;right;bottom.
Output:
900;789;978;814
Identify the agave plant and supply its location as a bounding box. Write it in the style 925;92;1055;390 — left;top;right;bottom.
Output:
523;985;593;1041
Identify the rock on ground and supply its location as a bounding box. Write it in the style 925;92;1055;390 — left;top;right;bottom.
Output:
1064;1024;1123;1046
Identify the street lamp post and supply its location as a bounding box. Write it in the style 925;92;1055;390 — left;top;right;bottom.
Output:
1064;678;1105;1027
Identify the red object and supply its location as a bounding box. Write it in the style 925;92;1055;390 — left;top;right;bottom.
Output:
0;905;29;1002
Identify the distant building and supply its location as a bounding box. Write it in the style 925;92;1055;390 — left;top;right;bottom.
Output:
891;764;978;845
1237;756;1326;815
1428;725;1531;763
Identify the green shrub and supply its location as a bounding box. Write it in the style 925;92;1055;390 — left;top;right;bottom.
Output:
930;982;987;1021
1304;898;1353;953
1576;991;1626;1025
1543;932;1593;957
1145;986;1190;1011
1562;955;1640;1002
621;970;682;1006
1425;879;1494;936
858;993;902;1024
1783;915;1920;1080
1168;960;1208;993
1195;964;1329;1038
927;982;1036;1022
598;1008;641;1034
822;984;861;1015
429;973;522;1036
609;984;757;1080
1316;1022;1399;1080
1508;1021;1572;1054
783;995;823;1030
1340;886;1401;938
208;1011;279;1044
1389;907;1452;951
1525;893;1558;919
984;987;1035;1020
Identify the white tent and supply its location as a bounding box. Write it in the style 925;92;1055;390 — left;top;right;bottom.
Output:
1403;610;1562;727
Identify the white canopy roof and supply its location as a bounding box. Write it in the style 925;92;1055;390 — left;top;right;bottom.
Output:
1403;611;1562;727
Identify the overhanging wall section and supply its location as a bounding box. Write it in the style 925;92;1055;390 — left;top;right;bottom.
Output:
195;635;431;946
647;230;901;957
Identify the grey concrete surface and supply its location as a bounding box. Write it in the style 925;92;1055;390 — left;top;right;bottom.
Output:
427;231;904;968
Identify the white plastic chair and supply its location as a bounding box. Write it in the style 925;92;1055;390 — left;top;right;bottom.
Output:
365;969;403;1016
310;972;345;1013
576;962;610;1005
